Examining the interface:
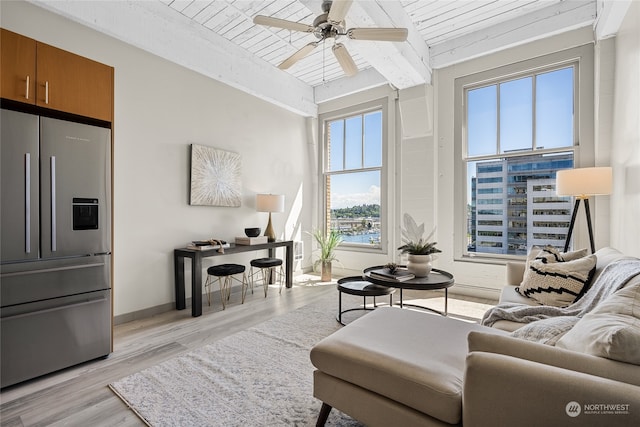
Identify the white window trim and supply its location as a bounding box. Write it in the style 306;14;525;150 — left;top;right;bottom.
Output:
318;98;389;253
453;44;595;263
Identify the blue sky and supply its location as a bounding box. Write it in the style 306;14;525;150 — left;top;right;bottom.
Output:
329;111;382;209
466;66;574;204
328;66;574;211
468;66;573;157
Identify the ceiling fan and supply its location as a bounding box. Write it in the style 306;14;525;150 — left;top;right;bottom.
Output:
253;0;408;77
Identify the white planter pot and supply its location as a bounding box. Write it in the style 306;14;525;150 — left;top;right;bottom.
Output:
407;254;432;277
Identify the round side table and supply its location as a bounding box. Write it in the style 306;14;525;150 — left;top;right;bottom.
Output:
363;266;454;316
336;276;396;325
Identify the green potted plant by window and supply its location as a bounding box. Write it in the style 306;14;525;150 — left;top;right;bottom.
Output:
310;229;343;281
398;213;441;277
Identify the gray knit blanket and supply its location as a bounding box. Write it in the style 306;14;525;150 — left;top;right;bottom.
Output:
481;258;640;344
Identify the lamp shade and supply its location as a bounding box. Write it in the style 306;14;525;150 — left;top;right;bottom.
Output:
556;167;612;197
256;194;285;213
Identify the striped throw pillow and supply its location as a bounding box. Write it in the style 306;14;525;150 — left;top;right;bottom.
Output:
518;254;597;307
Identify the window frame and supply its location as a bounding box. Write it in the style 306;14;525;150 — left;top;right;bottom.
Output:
453;45;594;262
319;98;388;253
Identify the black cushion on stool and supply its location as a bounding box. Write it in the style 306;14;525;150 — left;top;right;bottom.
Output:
250;258;283;268
208;263;245;277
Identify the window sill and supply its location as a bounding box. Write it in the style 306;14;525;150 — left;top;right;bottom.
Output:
455;253;525;266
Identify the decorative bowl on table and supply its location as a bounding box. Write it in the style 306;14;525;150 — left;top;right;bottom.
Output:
245;227;261;237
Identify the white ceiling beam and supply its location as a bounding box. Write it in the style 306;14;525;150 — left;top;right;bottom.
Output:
594;0;632;40
313;67;389;104
324;0;431;89
430;0;597;69
345;0;432;88
28;0;318;117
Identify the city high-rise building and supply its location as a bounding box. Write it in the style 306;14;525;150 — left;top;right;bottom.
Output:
471;153;574;255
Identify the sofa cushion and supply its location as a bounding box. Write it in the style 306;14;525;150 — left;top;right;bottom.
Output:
517;254;596;307
556;281;640;364
510;316;578;345
499;285;538;306
310;307;506;425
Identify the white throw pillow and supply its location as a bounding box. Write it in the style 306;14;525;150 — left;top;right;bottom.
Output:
517;254;597;307
518;247;588;293
556;282;640;365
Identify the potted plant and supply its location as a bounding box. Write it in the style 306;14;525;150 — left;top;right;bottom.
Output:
310;229;343;281
398;213;441;277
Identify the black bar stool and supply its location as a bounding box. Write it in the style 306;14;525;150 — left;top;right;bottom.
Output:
249;257;284;297
205;264;248;310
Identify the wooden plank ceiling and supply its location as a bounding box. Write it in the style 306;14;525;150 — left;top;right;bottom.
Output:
33;0;599;116
160;0;595;86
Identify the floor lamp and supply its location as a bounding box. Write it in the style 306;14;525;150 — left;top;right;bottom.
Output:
556;167;612;253
256;194;285;242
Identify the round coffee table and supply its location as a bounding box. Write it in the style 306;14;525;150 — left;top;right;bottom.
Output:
363;266;454;316
336;276;396;325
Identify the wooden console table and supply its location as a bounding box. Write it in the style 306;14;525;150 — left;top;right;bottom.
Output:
174;240;294;317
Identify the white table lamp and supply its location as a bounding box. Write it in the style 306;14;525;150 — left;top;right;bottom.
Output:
256;194;285;242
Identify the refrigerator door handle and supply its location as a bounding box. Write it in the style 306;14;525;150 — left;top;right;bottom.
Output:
25;153;31;254
51;156;57;252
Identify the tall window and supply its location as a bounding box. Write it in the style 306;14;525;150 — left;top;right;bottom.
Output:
323;105;384;249
464;64;577;256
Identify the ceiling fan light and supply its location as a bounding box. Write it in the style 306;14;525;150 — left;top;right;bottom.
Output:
332;43;358;76
347;28;408;42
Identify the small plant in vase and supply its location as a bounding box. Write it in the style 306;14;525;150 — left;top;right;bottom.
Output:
398;213;441;277
384;262;398;274
309;229;343;282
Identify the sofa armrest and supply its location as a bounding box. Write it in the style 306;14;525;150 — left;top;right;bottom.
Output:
468;331;640;386
506;261;525;286
463;352;640;427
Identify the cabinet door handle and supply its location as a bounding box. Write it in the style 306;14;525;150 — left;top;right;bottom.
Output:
45;81;49;104
25;153;31;254
25;75;30;100
51;156;56;251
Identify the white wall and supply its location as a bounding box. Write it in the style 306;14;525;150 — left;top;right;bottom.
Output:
610;0;640;257
1;1;313;317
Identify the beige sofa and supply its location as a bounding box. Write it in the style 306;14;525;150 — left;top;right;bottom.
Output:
493;246;629;331
310;247;640;426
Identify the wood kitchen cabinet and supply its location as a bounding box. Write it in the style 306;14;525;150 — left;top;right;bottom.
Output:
36;43;113;122
1;28;113;122
1;28;37;105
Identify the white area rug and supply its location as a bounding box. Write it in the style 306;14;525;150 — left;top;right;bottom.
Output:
109;291;362;426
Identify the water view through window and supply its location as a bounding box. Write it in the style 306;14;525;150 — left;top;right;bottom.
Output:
325;109;383;247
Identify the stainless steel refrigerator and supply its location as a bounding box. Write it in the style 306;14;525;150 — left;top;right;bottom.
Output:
1;108;112;388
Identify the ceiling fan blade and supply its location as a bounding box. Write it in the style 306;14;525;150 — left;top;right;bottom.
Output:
253;15;314;33
332;43;358;77
347;28;409;42
278;42;319;70
328;0;353;25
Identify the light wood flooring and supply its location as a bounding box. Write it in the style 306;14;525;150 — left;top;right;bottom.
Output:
0;276;496;427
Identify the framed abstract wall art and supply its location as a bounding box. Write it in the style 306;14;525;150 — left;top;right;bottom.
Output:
190;144;241;207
